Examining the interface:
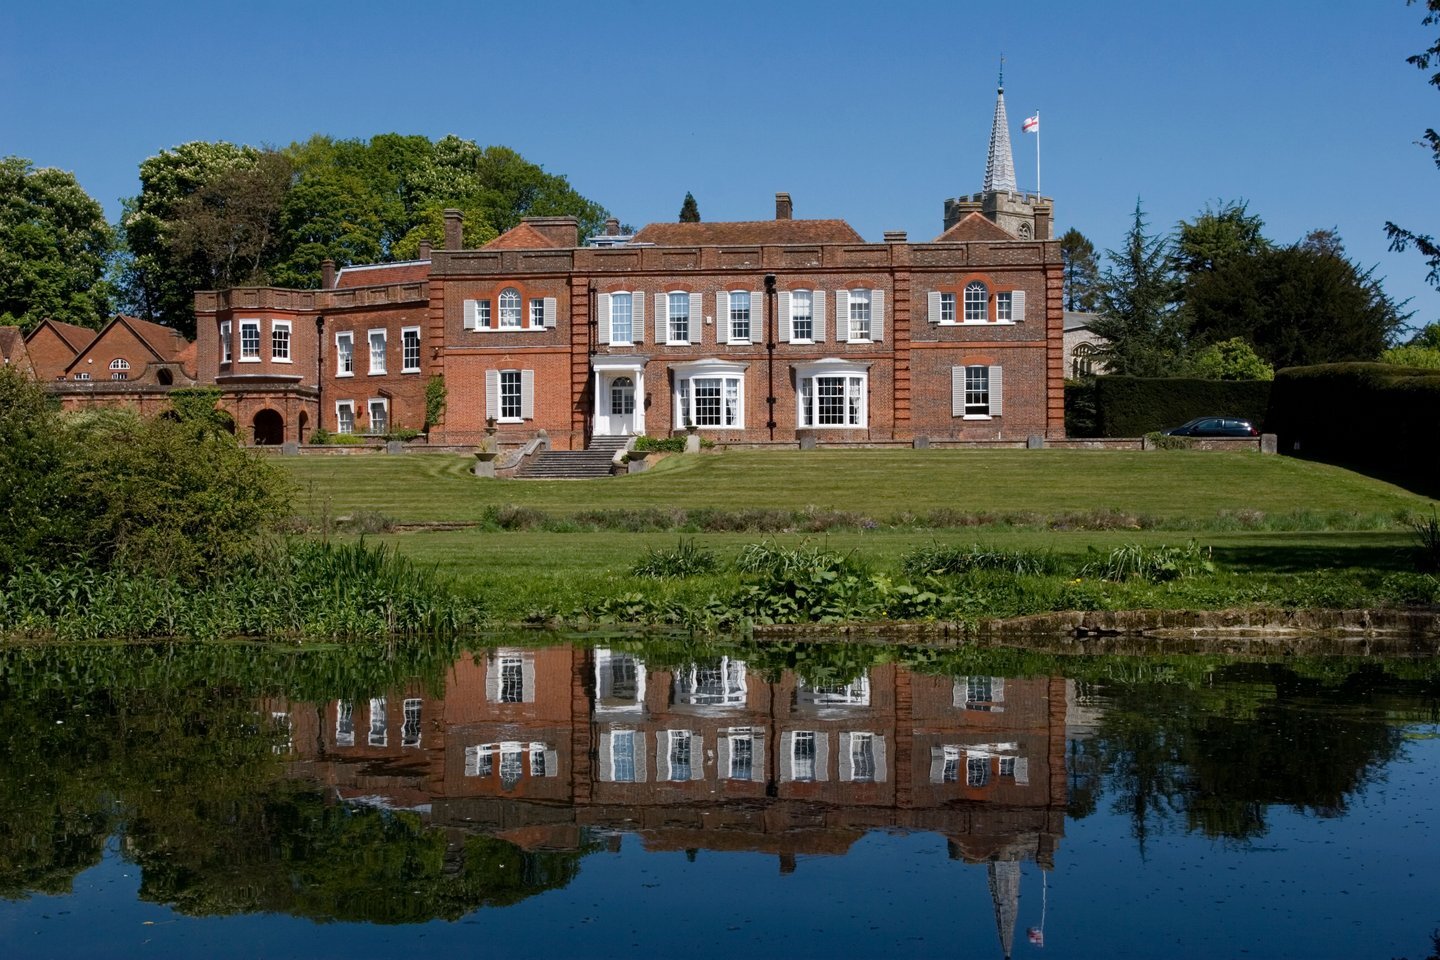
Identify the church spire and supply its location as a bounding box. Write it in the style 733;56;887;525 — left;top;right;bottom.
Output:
983;58;1018;195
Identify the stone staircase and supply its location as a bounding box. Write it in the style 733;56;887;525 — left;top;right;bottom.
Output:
515;436;628;479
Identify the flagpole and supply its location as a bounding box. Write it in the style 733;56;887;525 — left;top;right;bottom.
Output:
1035;110;1041;195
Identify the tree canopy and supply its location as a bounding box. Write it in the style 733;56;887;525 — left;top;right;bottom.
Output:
0;157;114;332
1385;0;1440;296
1088;202;1185;377
117;135;610;335
679;191;701;223
1059;228;1100;312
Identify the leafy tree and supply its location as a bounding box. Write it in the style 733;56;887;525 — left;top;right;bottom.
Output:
1173;199;1268;276
0;367;85;575
1188;336;1275;380
0;157;114;332
1059;227;1100;311
117;141;262;335
679;191;701;223
1185;234;1407;368
166;150;293;294
1385;0;1440;293
1088;201;1185;377
1382;343;1440;367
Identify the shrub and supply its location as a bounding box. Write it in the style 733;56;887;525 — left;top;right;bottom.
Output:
731;541;877;623
633;435;687;453
1080;542;1215;582
630;539;721;578
1093;376;1272;435
900;543;1062;577
1412;510;1440;573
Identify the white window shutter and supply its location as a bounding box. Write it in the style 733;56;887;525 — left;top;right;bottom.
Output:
752;290;764;342
543;748;558;776
485;656;501;702
654;293;667;337
687;293;699;342
873;735;888;783
992;676;1005;703
716;291;729;344
464;299;478;330
777;291;791;341
814;732;830;782
1012;289;1026;322
1014;756;1029;785
835;290;850;342
543;296;557;327
633;730;647;782
717;735;731;778
780;731;795;782
690;734;705;781
839;733;853;782
598;293;612;344
989;365;1004;416
520;369;535;420
751;729;766;782
952;367;965;417
521;656;536;702
633;290;645;343
928;290;942;324
930;747;947;784
872;289;885;341
598;730;614;781
813;290;826;341
657;731;670;782
485;369;500;420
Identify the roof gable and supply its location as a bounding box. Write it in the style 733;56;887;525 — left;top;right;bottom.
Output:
482;223;566;250
65;315;188;373
933;212;1017;243
630;219;864;246
25;318;98;354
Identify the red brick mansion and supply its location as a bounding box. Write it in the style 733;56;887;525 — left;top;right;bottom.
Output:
20;86;1065;450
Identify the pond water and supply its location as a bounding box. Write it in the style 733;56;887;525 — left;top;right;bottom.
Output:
0;638;1436;960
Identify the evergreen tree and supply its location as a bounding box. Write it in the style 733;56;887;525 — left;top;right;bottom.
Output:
1059;228;1100;311
1088;201;1184;377
678;191;701;223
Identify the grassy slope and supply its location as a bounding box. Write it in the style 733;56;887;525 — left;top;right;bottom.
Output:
276;452;1436;618
281;450;1432;523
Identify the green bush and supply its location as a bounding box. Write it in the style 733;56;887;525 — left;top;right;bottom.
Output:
631;539;721;579
1092;376;1272;436
1080;542;1215;582
633;435;687;453
900;543;1062;577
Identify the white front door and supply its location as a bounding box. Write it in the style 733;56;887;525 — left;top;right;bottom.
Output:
598;374;638;436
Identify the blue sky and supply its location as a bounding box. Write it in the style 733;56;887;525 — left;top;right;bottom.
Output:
3;0;1436;327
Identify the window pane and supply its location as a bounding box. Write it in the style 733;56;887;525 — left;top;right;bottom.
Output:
272;325;290;360
730;291;750;340
693;377;722;426
241;323;260;358
402;329;420;370
965;366;990;415
611;376;634;415
791;290;812;340
612;730;636;782
848;291;870;339
369;331;386;373
530;299;544;328
368;400;387;434
730;734;753;780
500;371;522;420
851;733;875;782
996;291;1013;321
499;289;521;328
964;282;988;321
941;292;956;323
668;293;689;342
611;293;632;342
794;731;817;781
669;730;692;781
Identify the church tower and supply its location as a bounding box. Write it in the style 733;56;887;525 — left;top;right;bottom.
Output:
943;69;1053;240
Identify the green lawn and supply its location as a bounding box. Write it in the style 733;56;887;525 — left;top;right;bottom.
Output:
280;449;1433;524
271;450;1438;621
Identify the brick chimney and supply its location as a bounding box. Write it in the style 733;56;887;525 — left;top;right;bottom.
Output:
443;208;463;250
775;192;793;220
320;258;336;289
604;217;620;236
418;240;432;260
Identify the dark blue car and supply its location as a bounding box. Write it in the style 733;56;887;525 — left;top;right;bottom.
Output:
1162;417;1259;438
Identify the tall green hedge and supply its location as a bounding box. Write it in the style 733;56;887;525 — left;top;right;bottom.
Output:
1266;364;1440;477
1070;377;1273;437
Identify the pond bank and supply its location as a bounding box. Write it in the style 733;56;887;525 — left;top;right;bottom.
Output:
753;606;1440;656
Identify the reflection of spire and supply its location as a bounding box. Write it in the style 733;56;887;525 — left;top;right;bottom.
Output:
988;859;1020;960
983;77;1018;194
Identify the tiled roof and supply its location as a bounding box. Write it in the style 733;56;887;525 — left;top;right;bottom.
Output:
31;318;99;353
631;219;864;246
334;260;432;288
120;315;190;361
932;212;1017;243
482;222;567;250
0;326;24;357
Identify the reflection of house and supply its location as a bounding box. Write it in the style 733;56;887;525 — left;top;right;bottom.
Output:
1063;310;1106;379
266;643;1067;956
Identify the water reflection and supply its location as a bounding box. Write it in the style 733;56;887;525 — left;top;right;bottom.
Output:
0;641;1436;957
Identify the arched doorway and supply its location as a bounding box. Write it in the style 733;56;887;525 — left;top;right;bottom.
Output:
252;409;285;445
297;410;310;444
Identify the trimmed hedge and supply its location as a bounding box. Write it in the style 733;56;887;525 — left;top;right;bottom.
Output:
1073;377;1272;437
1266;363;1440;476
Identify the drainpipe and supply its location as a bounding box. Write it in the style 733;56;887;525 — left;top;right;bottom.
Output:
587;284;598;448
315;315;325;438
764;273;777;440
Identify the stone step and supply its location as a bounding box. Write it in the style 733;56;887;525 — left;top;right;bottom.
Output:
516;449;619;479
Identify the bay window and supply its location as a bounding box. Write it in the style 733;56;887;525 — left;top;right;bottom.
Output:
673;362;746;429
